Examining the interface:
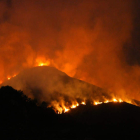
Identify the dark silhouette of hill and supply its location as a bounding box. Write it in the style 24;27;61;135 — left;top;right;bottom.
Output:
0;86;140;140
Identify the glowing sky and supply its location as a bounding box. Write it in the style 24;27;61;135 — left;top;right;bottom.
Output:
0;0;140;100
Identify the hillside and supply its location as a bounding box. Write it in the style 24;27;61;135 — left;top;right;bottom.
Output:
1;66;114;112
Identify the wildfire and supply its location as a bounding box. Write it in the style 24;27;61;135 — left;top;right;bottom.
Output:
7;74;17;81
53;98;124;114
38;61;50;67
0;63;127;115
7;77;11;80
104;100;109;103
113;98;118;102
71;103;79;108
35;57;50;67
64;107;70;113
119;99;123;102
81;101;86;105
94;101;102;105
50;97;126;114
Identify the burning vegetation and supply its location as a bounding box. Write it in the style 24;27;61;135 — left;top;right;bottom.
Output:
0;65;134;114
0;0;140;112
51;98;125;114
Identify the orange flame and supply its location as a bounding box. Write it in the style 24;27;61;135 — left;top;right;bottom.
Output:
7;77;11;80
64;107;70;113
35;57;50;67
6;74;17;81
113;98;118;102
81;101;86;105
71;102;79;109
94;101;102;105
104;100;109;103
52;98;124;114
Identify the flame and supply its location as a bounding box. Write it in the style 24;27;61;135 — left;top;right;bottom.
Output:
81;101;86;105
119;99;123;102
113;98;118;102
104;100;109;103
71;105;77;109
7;77;11;80
64;107;70;113
38;62;50;67
6;74;17;81
52;97;124;114
94;101;102;105
35;57;50;67
71;102;79;108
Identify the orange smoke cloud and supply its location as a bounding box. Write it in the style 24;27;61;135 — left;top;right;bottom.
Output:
1;0;140;101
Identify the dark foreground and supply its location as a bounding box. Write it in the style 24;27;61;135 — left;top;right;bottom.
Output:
0;86;140;140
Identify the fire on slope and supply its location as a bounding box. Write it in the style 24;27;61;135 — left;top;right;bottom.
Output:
0;63;133;114
50;98;126;114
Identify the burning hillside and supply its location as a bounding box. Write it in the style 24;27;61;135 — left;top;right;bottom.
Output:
1;66;134;113
0;0;140;103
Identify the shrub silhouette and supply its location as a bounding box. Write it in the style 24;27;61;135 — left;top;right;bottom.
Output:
0;86;56;140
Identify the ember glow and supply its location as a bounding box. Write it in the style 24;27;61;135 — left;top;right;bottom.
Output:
7;77;11;80
81;101;86;105
6;74;17;81
104;100;109;103
94;101;102;105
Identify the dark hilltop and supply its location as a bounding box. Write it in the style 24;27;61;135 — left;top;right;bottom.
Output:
0;86;140;140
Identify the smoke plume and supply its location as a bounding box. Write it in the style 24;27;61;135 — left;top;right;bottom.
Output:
0;0;140;100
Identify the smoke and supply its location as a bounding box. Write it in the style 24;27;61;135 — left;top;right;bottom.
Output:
0;0;140;100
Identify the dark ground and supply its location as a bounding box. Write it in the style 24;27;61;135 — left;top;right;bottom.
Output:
0;86;140;140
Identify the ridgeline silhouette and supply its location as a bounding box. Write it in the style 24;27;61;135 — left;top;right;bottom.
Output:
0;86;140;140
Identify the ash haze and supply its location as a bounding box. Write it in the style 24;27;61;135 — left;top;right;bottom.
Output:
0;0;140;100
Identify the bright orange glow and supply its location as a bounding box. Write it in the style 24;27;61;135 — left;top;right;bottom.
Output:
38;62;50;67
76;103;79;106
7;77;11;80
13;74;17;77
64;107;70;113
0;81;3;84
71;102;79;108
119;99;123;102
104;100;109;103
113;98;118;102
94;102;98;105
35;57;50;67
54;98;124;113
81;101;86;105
6;74;17;81
94;101;102;105
71;105;77;108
